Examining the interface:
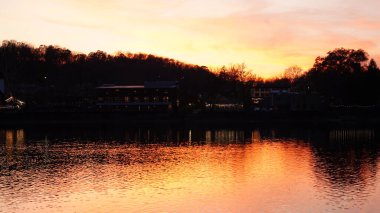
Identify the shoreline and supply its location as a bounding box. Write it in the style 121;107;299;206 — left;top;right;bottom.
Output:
0;111;379;127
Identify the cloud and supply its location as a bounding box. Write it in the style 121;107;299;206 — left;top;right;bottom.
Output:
1;0;380;77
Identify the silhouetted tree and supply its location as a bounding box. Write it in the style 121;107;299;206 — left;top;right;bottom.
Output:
299;48;379;105
215;63;254;103
282;66;304;82
368;59;380;73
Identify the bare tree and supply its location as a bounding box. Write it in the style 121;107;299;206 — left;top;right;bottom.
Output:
283;66;304;82
217;63;256;82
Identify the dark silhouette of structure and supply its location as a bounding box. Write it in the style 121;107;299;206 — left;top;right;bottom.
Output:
251;83;322;111
96;81;179;112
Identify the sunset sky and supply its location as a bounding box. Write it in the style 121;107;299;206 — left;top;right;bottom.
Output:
1;0;380;77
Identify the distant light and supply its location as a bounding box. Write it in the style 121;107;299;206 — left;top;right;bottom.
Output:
44;76;47;79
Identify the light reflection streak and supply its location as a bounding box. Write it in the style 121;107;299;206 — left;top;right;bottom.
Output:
0;127;379;212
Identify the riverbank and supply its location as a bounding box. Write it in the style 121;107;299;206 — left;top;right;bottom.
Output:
0;110;380;127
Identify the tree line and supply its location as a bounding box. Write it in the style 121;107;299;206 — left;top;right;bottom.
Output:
0;40;379;108
0;40;250;107
294;48;380;106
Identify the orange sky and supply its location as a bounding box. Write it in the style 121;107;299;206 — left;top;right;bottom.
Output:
1;0;380;78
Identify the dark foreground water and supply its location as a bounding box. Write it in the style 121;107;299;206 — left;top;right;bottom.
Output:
1;126;380;212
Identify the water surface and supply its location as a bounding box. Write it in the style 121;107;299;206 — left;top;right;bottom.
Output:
1;127;379;212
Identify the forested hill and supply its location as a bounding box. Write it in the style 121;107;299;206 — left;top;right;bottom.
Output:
2;40;380;108
0;40;214;85
0;40;251;105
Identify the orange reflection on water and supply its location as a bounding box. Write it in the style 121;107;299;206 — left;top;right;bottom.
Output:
1;129;25;165
1;129;380;212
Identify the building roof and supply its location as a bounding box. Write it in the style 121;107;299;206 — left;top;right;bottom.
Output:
97;81;178;89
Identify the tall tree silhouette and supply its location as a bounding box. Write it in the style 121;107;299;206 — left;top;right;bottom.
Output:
299;48;379;105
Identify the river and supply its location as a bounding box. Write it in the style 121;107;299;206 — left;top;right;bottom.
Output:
0;126;379;212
